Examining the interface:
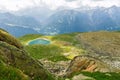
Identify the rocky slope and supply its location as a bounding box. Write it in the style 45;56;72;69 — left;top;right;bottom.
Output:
0;29;55;80
75;31;120;71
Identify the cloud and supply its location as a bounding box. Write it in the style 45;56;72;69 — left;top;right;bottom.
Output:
65;0;104;2
0;0;119;11
65;0;78;2
78;0;120;7
0;0;35;11
91;0;104;1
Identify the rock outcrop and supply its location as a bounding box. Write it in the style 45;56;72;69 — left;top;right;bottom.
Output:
65;56;111;77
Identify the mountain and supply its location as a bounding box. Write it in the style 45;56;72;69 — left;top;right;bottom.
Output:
0;12;40;37
14;6;53;22
0;6;120;36
41;10;93;35
0;12;41;28
0;23;39;37
41;6;120;35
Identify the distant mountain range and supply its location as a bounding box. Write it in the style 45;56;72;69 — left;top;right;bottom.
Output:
0;23;39;37
0;12;40;37
0;6;120;36
41;6;120;34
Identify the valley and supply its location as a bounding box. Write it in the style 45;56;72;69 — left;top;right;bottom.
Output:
18;31;120;80
0;0;120;80
0;28;120;80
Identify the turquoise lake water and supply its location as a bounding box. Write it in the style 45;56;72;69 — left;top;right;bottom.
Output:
28;39;51;45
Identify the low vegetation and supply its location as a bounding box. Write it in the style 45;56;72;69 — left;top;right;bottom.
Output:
19;34;43;44
0;61;29;80
68;71;120;80
0;29;55;80
81;72;120;80
52;32;80;45
25;44;68;62
20;33;86;62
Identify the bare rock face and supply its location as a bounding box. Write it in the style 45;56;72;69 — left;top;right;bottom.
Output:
65;56;111;77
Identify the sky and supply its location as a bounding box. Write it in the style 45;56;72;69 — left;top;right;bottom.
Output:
0;0;120;11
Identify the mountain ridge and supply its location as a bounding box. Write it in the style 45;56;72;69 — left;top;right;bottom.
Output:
0;6;120;36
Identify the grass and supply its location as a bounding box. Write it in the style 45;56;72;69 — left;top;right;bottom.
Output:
68;71;120;80
81;72;120;80
77;31;120;57
52;32;80;45
19;32;86;61
0;61;29;80
25;44;69;62
0;29;23;49
0;29;56;80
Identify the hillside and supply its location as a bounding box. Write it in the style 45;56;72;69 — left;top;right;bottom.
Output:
0;28;120;80
19;31;120;80
0;29;55;80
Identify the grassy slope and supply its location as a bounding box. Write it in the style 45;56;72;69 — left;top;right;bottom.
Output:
0;61;29;80
51;32;80;45
70;71;120;80
0;29;55;80
25;45;68;62
0;29;28;80
19;33;86;62
19;34;43;44
0;29;23;49
81;72;120;80
76;31;120;57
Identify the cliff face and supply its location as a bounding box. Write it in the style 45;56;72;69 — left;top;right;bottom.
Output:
0;29;55;80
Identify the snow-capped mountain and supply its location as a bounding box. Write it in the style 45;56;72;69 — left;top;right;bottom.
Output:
14;6;53;22
0;22;39;37
41;6;120;35
0;12;41;28
0;6;120;36
0;12;40;37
